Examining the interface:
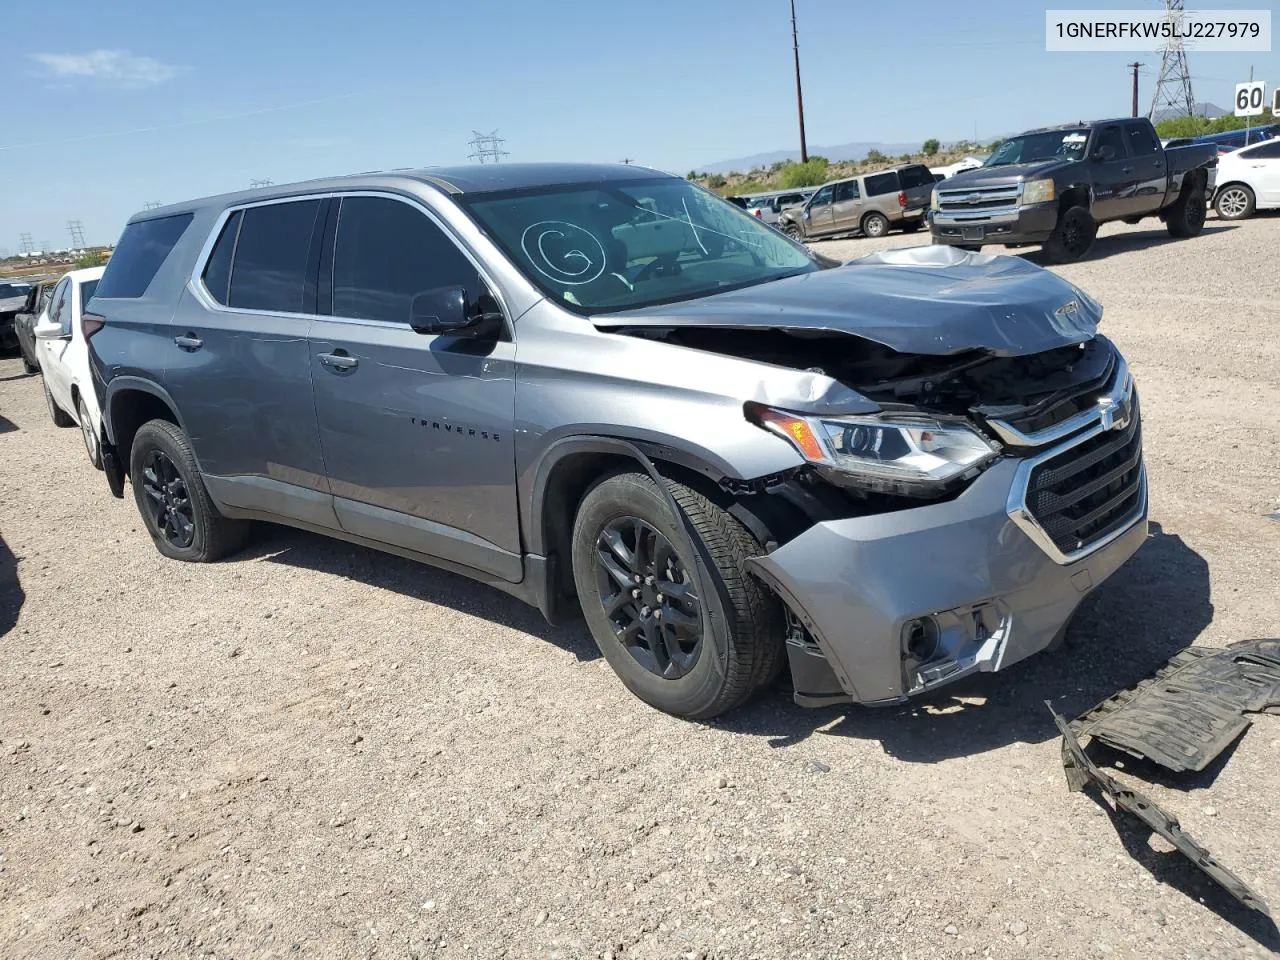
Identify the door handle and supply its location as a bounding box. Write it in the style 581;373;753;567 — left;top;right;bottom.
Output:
318;352;358;371
173;334;203;350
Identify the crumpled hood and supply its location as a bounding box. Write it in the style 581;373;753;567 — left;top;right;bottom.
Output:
943;158;1070;188
596;245;1101;357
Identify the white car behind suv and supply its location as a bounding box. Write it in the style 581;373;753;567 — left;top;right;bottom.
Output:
1213;138;1280;220
33;266;106;467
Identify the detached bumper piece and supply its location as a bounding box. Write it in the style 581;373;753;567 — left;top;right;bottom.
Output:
1071;639;1280;772
1049;704;1270;917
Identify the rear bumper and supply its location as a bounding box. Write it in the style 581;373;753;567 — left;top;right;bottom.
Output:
749;457;1148;706
930;201;1059;246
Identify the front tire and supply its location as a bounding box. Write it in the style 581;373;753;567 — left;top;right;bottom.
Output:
76;394;103;470
1165;183;1207;238
129;419;249;562
783;223;804;241
570;471;783;720
1042;206;1097;263
44;380;74;427
1213;184;1255;221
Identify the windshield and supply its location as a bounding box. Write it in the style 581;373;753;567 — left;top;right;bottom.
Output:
0;283;31;299
985;130;1089;167
462;178;818;313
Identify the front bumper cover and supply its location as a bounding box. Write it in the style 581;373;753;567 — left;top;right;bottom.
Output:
748;456;1148;706
930;201;1059;246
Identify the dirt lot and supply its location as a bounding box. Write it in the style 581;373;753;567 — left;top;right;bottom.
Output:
2;216;1279;960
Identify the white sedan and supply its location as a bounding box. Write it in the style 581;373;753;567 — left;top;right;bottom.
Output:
1213;138;1280;220
33;267;106;468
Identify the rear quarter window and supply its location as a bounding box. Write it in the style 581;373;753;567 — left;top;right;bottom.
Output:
898;166;934;189
94;213;194;299
863;172;899;196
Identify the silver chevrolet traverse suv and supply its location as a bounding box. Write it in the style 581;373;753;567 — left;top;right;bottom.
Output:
87;163;1147;719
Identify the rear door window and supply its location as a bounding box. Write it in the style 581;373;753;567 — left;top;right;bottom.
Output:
1125;123;1160;156
94;213;194;298
330;195;481;325
200;210;243;305
863;172;899;196
833;181;861;202
227;200;323;314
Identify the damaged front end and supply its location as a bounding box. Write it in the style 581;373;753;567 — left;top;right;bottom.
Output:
601;247;1148;705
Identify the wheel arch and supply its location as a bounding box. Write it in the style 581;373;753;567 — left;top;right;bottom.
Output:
527;435;753;625
103;377;186;476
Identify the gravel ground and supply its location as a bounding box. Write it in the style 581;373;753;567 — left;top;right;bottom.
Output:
2;215;1279;960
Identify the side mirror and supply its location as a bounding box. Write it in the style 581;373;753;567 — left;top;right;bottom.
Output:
34;320;68;341
1091;144;1115;162
409;286;502;339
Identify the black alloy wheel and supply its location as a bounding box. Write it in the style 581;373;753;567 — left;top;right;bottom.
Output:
594;516;704;679
140;449;196;549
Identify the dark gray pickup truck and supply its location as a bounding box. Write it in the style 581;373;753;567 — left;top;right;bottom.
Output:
930;117;1217;262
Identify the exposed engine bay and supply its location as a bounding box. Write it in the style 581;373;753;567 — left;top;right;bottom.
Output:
625;325;1116;433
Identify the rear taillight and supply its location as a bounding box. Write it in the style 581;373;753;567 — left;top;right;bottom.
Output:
754;209;762;217
82;312;106;338
898;191;907;208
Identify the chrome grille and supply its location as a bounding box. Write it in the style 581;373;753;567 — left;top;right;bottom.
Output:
936;183;1021;219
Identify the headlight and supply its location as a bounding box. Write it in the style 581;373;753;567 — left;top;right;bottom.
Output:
930;187;940;211
749;405;999;497
1021;178;1055;205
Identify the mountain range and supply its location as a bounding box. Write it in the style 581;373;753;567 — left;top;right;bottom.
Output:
695;141;921;174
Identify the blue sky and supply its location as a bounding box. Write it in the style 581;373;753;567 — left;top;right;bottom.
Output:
1;0;1274;249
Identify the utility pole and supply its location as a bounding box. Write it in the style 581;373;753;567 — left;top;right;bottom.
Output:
790;0;808;163
1127;62;1145;117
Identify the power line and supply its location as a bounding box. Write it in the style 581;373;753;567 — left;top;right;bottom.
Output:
467;130;508;164
1149;0;1195;119
67;220;87;248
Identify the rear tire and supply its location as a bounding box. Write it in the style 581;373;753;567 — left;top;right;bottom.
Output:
861;212;889;238
129;419;249;562
570;471;783;720
1165;183;1207;238
44;380;74;427
1213;183;1255;221
1042;206;1097;263
77;394;103;470
901;219;923;233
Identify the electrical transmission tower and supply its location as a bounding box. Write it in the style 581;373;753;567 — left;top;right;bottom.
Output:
67;220;87;248
249;178;273;189
41;240;53;253
1149;0;1195;119
19;233;34;254
467;130;509;164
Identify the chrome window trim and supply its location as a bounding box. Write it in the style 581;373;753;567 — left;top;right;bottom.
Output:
1005;415;1146;566
987;354;1132;449
187;189;513;334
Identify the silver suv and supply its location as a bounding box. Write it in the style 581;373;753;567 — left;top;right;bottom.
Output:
779;163;935;241
87;163;1147;719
